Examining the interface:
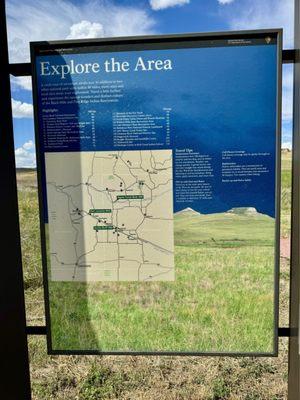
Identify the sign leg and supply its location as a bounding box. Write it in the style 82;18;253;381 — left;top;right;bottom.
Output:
0;1;32;399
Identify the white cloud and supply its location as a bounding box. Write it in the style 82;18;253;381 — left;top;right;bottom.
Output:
6;0;156;63
150;0;189;10
11;98;33;118
15;141;36;168
10;76;32;91
218;0;235;4
22;140;35;150
225;0;294;48
67;20;104;39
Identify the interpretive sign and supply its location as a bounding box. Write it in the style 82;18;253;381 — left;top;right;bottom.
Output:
31;30;281;355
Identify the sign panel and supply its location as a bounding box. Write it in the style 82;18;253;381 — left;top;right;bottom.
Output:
31;30;281;355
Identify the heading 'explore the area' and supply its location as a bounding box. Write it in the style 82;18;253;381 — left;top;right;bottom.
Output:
39;57;173;79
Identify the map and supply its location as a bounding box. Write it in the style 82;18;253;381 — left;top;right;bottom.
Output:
45;150;174;282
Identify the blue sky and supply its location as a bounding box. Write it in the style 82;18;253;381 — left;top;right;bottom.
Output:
6;0;294;167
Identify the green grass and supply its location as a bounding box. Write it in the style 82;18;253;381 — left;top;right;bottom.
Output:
174;211;274;247
49;208;275;352
18;189;42;290
281;152;292;238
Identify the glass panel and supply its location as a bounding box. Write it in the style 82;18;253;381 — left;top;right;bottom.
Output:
7;1;294;398
6;0;294;64
10;74;45;326
279;64;293;330
32;34;280;354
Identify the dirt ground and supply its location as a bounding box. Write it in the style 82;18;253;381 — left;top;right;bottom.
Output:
280;237;290;259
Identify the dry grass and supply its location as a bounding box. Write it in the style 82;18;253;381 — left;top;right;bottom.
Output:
28;339;288;399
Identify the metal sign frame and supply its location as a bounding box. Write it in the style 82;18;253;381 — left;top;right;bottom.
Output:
31;29;282;357
0;0;299;398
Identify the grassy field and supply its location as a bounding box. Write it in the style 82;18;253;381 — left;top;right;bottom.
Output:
50;245;274;352
174;208;275;247
50;208;275;352
17;150;291;398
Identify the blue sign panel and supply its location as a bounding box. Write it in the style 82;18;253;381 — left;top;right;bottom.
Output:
31;31;281;355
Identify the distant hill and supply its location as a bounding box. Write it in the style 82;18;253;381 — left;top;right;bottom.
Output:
226;207;260;216
174;207;274;248
16;168;37;189
16;168;36;173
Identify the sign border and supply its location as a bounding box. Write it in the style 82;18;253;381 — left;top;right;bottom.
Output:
30;29;282;356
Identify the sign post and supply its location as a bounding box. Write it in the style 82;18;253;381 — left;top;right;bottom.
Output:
288;0;300;398
0;0;32;399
